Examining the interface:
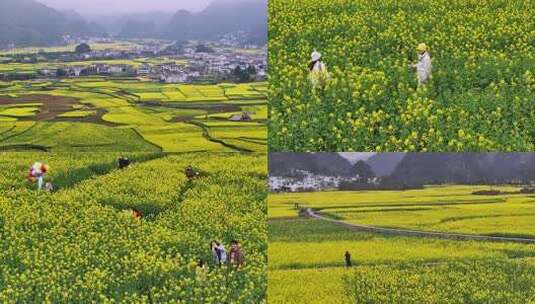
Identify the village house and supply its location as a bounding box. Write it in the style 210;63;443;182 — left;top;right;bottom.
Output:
137;64;152;76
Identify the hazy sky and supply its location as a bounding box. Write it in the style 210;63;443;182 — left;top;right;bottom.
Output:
36;0;213;15
338;153;376;164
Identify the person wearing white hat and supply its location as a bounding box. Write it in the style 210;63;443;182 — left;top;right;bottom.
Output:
409;43;432;86
309;50;329;88
29;162;49;190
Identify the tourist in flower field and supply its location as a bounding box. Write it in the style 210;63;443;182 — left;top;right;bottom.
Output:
118;156;130;169
211;240;228;265
229;240;245;266
345;251;352;267
308;51;329;88
185;165;200;180
132;208;142;220
409;43;432;86
28;162;49;190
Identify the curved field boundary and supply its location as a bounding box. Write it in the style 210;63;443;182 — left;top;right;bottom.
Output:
130;127;164;152
0;122;37;143
0;144;48;151
188;121;254;152
304;208;535;244
53;152;164;190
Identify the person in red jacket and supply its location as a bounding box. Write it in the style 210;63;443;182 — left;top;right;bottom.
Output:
229;240;245;266
132;208;142;220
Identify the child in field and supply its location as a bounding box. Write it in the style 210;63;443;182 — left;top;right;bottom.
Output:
409;43;432;86
308;51;330;88
229;240;245;266
196;259;208;279
44;182;54;192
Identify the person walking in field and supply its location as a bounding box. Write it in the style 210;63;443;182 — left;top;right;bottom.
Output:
28;162;49;190
229;240;245;266
409;43;432;86
308;51;330;88
211;240;228;266
345;251;352;267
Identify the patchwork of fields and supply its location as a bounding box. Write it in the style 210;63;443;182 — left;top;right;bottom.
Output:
268;185;535;303
0;76;267;152
0;152;267;302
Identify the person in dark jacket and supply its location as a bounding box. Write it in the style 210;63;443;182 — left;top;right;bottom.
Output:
118;156;130;169
345;251;352;267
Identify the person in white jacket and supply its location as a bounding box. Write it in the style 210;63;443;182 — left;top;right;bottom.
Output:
309;51;329;88
410;43;432;86
211;240;227;265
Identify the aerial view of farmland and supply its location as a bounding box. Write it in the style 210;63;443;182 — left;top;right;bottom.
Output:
269;153;535;303
268;0;535;152
1;152;267;302
0;0;267;153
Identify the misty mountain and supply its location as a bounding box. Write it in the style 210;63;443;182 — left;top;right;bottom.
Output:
118;20;159;38
112;12;174;37
389;153;535;185
0;0;104;48
269;153;351;177
366;153;406;177
163;0;267;43
0;0;267;48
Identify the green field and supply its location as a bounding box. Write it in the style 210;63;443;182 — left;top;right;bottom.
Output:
269;185;535;303
0;75;267;152
0;152;267;302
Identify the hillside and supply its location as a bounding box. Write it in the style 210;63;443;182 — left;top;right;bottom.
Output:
163;0;267;43
389;153;535;185
0;0;101;48
366;153;406;177
269;153;351;177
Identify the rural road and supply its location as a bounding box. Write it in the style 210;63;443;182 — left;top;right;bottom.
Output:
304;208;535;244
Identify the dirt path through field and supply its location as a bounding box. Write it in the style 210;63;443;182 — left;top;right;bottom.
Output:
304;208;535;244
0;94;118;126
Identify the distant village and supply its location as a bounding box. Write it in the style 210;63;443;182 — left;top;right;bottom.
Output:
269;170;379;192
0;35;267;84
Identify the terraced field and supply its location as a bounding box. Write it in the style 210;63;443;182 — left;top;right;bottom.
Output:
0;76;267;152
269;185;535;303
0;152;267;302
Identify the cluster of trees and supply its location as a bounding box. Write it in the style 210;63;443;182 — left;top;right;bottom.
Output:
233;65;257;82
